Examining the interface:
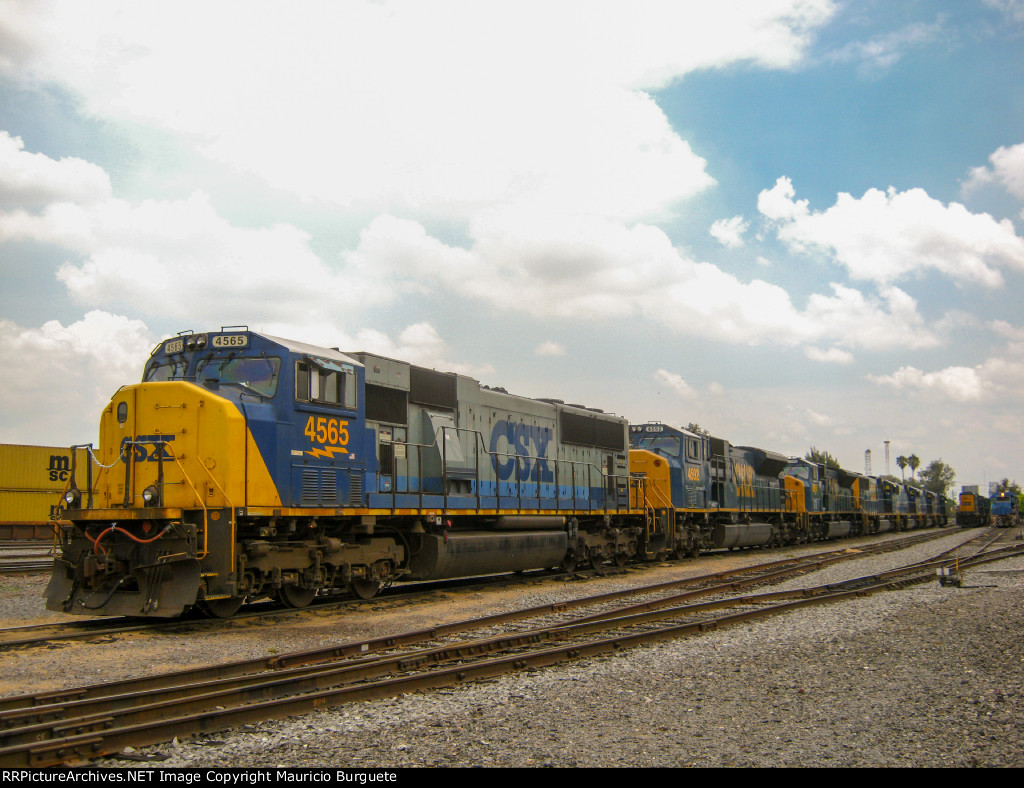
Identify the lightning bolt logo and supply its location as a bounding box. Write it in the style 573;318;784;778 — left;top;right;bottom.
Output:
305;446;351;459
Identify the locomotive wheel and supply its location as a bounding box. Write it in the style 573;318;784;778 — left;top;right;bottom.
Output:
279;585;317;609
559;553;578;573
612;552;627;567
199;596;243;619
350;579;381;600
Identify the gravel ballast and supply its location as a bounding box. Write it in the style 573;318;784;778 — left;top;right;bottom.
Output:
3;529;1022;768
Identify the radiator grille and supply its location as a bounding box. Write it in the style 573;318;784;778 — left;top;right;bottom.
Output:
301;468;338;506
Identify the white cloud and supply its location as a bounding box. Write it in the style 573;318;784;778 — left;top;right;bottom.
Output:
990;319;1024;353
963;142;1024;201
806;409;835;427
0;139;949;363
0;311;154;444
535;341;565;356
348;211;941;351
0;130;111;209
826;19;944;73
803;284;938;350
805;346;854;364
0;188;393;327
653;369;698;400
867;365;986;402
709;215;749;247
350;208;942;349
759;176;1024;287
342;322;495;378
1;1;837;221
867;319;1024;412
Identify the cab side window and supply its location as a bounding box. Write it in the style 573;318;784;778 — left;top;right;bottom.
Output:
296;360;357;409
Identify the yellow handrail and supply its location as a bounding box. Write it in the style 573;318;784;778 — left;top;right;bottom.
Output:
168;454;236;561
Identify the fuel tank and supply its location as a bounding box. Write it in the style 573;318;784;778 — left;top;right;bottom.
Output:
712;522;772;549
825;520;852;539
406;531;568;579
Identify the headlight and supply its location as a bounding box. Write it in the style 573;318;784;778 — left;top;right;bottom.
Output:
63;489;81;508
142;485;160;506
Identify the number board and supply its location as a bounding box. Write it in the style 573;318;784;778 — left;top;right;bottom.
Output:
212;334;249;349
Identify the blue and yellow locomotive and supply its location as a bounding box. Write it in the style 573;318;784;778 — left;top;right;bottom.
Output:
958;489;991;528
48;328;649;617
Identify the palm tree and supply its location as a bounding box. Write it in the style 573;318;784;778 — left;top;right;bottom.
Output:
908;454;920;480
896;455;909;481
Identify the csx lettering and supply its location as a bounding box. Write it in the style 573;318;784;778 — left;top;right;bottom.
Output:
304;416;350;446
120;435;176;462
734;462;755;497
488;420;553;482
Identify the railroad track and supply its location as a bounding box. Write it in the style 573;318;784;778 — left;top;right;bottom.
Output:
0;561;53;575
0;543;56;575
0;530;944;651
0;529;1003;766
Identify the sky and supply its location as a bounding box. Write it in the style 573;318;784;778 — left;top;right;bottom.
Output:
2;0;1024;493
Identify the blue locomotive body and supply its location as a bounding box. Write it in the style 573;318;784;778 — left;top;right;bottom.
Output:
990;491;1021;528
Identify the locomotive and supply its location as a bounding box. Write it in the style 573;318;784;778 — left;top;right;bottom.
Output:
958;490;991;528
47;327;949;619
990;491;1021;528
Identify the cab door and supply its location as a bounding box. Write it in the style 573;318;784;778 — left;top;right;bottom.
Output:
291;358;363;507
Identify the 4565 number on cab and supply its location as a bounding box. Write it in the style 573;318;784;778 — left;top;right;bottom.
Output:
304;416;350;447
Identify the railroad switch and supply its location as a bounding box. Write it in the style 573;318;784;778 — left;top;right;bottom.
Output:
937;565;962;588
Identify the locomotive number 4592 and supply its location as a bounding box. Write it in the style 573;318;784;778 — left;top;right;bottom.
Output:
304;416;350;446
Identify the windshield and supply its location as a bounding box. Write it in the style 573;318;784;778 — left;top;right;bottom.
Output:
196;356;281;398
635;436;681;458
144;359;188;382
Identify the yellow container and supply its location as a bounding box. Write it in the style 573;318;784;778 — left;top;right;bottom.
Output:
0;444;91;524
0;444;89;491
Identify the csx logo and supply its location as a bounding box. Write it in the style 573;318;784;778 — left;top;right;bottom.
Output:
120;435;176;462
489;420;554;482
734;462;755;497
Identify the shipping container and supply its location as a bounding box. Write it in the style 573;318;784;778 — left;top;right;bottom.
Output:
0;444;91;537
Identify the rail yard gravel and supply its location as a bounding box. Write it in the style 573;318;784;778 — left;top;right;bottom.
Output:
1;529;1022;768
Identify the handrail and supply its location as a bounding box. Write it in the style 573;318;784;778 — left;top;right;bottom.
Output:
169;449;237;561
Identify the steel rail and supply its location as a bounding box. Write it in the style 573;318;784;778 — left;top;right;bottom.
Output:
0;530;942;653
0;532;1010;766
0;541;949;736
0;530;946;706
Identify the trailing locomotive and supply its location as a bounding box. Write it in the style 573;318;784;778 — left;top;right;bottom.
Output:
628;423;946;555
990;491;1021;528
48;327;950;619
958;489;991;528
